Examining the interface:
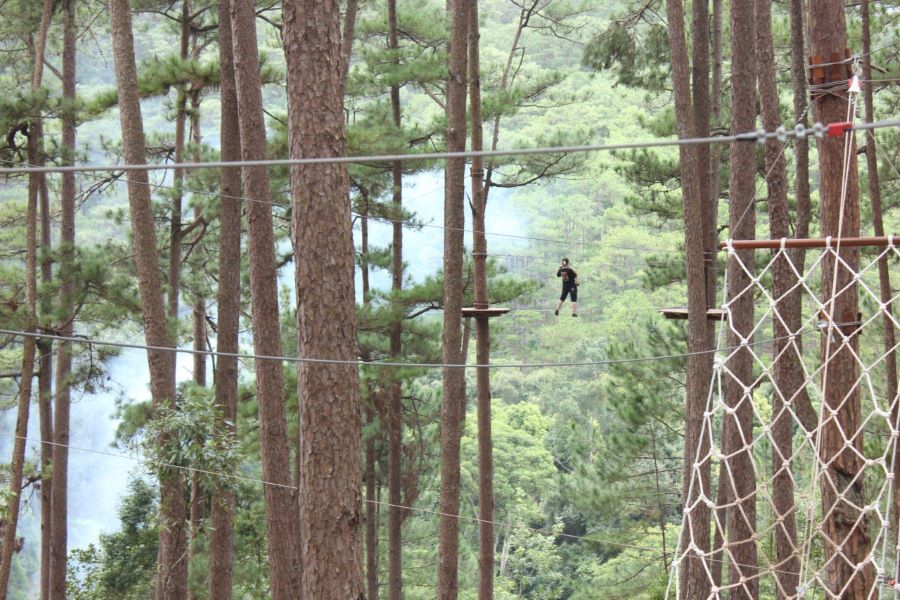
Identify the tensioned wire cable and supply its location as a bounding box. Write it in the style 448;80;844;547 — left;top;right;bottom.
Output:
0;327;816;370
0;158;685;255
0;119;897;175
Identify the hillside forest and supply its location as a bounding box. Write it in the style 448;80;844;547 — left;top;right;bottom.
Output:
0;0;898;599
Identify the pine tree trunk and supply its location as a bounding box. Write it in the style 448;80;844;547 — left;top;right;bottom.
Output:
360;207;380;600
691;0;715;320
711;458;730;590
0;22;45;582
188;90;207;600
37;231;52;600
0;214;36;597
49;2;77;597
788;0;818;434
790;0;811;248
723;2;758;597
366;406;379;600
23;3;55;595
708;2;726;589
340;0;358;90
168;0;189;350
755;2;800;596
386;1;404;597
809;0;873;595
108;3;188;598
861;0;899;563
208;4;241;597
469;3;493;598
663;0;711;596
438;1;470;597
283;0;365;597
228;1;302;597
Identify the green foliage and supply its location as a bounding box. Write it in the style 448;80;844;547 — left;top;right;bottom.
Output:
67;478;159;600
140;384;239;495
582;2;670;93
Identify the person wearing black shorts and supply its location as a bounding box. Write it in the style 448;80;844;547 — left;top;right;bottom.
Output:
554;257;578;317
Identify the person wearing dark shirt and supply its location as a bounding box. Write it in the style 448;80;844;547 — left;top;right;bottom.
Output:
555;257;578;317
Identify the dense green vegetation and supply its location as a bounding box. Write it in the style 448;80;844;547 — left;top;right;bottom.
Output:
0;0;897;598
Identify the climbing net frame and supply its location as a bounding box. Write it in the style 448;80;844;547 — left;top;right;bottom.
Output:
668;235;900;599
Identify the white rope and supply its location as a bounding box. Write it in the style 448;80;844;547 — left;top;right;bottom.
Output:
799;75;860;589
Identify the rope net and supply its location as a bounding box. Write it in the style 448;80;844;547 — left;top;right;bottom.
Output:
668;239;900;599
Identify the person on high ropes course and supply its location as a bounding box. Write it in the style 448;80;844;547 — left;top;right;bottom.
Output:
554;257;578;317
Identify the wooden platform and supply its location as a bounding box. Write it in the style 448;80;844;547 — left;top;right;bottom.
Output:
461;306;510;318
659;308;727;321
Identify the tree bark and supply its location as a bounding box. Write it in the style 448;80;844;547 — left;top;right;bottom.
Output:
709;0;723;263
360;204;380;600
188;84;207;600
711;461;730;590
708;2;725;590
755;2;800;596
809;0;873;595
386;0;404;597
788;0;818;436
108;3;188;598
49;2;77;597
208;3;242;597
663;0;711;596
861;0;899;567
723;2;758;597
366;406;379;600
23;3;55;596
0;220;36;598
691;0;715;321
168;0;189;351
282;0;365;597
790;0;811;247
438;1;470;598
340;0;358;91
469;3;494;598
0;28;43;586
229;1;302;597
